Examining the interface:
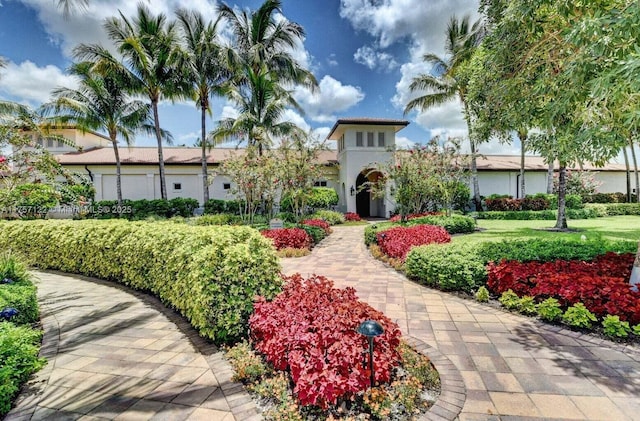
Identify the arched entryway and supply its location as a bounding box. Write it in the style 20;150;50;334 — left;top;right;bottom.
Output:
355;170;384;218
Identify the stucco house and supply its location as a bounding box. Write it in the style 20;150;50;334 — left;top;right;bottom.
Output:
32;119;630;216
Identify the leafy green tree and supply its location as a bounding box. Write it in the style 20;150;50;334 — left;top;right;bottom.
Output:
276;130;327;220
404;15;482;210
75;3;180;199
369;138;470;220
175;9;228;203
46;61;155;207
214;0;317;155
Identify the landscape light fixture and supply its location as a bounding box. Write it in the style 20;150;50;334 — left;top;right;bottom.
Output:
357;319;384;388
350;186;355;196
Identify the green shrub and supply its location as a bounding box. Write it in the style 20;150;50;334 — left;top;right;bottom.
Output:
475;286;489;302
192;213;242;226
274;212;296;223
364;222;396;246
298;224;326;245
407;215;476;234
203;199;245;215
518;296;537;315
633;324;640;336
311;210;345;225
0;322;46;416
306;187;339;210
94;198;199;219
474;208;597;220
498;290;520;310
0;253;31;285
0;284;38;326
562;303;597;329
564;194;584;209
405;243;486;292
537;298;563;322
8;183;60;219
225;340;269;383
591;203;640;216
601;315;631;338
583;192;635;204
0;220;281;344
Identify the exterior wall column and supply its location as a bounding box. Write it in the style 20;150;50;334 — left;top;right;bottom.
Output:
146;173;155;199
93;174;103;201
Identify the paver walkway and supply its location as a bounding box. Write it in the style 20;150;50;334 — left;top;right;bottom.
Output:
282;225;640;421
5;272;259;421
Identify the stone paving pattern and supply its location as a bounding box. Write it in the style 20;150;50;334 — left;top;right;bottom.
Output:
5;224;640;420
281;225;640;421
5;272;260;421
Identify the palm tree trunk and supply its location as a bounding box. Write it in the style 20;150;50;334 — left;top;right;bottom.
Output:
111;137;123;208
555;164;568;229
470;140;481;211
630;137;639;203
547;161;554;194
519;130;527;199
201;105;209;204
152;100;167;200
623;145;631;202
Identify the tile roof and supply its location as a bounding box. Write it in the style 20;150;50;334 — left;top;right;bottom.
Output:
327;117;410;139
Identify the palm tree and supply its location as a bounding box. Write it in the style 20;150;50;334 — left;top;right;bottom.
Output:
404;15;482;209
175;8;228;204
45;61;155;207
75;3;182;199
215;0;317;154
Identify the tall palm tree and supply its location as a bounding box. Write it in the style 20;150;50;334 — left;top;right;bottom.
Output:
75;3;182;199
215;0;317;154
175;8;228;204
46;62;155;207
213;66;303;155
404;15;482;209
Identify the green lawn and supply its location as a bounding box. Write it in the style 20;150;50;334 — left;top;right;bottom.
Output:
453;216;640;244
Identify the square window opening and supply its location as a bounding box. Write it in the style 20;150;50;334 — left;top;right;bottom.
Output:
173;183;182;191
223;183;231;190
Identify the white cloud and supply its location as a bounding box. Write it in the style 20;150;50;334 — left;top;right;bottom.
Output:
0;60;78;104
280;109;310;132
220;105;239;120
327;54;338;67
295;75;365;122
395;136;416;149
353;45;398;72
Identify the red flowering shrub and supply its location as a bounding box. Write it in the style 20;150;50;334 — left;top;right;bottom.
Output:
377;225;451;260
302;218;331;234
250;274;401;409
485;197;523;211
261;228;311;250
487;253;640;323
344;212;362;221
388;212;443;222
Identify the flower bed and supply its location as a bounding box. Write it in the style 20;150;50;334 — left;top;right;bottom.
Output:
388;212;443;222
377;225;451;261
344;212;362;222
227;273;440;419
487;252;640;324
302;218;331;235
260;227;312;251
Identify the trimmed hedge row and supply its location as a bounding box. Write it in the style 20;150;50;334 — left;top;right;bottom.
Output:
0;220;282;344
405;238;637;292
474;208;599;220
364;215;476;246
585;203;640;216
94;198;199;219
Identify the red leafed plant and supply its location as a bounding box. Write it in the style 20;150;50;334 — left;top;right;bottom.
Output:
388;212;443;222
344;212;362;221
302;218;332;234
249;274;402;409
377;225;451;260
487;252;640;323
260;228;311;250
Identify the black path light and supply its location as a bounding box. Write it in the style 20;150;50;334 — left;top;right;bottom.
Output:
357;319;384;388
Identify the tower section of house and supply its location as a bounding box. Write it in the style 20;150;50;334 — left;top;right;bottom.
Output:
327;118;409;218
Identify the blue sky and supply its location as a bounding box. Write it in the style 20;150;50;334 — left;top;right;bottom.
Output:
0;0;522;154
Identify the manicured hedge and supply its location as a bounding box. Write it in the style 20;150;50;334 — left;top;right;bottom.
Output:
94;198;199;219
405;238;638;293
585;203;640;216
474;208;598;220
311;210;345;225
203;199;245;215
0;220;282;344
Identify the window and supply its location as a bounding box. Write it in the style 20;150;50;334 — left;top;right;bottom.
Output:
314;181;327;187
378;132;385;147
35;136;43;147
173;183;182;191
223;183;231;190
367;132;374;147
57;140;65;148
46;138;54;148
356;132;363;147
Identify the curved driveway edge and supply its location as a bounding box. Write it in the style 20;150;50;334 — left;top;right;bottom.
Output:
5;271;259;421
281;225;640;421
